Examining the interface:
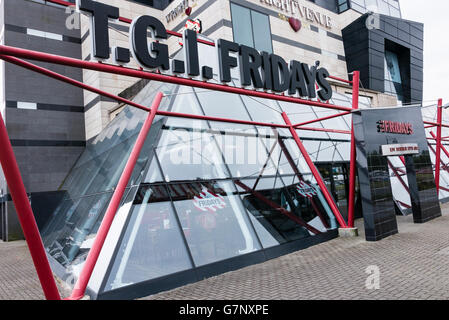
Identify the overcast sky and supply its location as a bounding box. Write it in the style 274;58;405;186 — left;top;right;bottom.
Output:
400;0;449;105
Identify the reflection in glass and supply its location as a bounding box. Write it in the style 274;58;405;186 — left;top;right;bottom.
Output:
236;177;333;249
169;180;261;266
105;185;192;290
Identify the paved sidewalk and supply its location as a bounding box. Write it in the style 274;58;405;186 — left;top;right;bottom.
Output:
145;204;449;300
2;205;449;300
0;240;68;300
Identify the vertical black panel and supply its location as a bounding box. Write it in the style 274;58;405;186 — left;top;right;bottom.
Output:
353;106;440;241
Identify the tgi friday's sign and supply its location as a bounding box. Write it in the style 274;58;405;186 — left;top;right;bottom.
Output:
193;187;226;212
76;0;333;101
260;0;332;29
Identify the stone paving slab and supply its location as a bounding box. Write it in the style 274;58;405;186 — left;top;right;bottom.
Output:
2;205;449;300
0;241;69;300
144;204;449;300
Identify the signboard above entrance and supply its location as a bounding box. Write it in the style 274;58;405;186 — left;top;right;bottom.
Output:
381;143;419;156
77;0;333;101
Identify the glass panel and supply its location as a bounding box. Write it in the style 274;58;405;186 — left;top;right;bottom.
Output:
236;176;335;249
385;50;402;84
169;180;261;266
251;10;273;53
155;120;230;182
231;3;254;48
194;86;253;130
104;185;192;291
240;96;283;124
44;192;113;267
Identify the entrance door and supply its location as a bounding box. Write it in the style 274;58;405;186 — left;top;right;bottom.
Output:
317;163;350;220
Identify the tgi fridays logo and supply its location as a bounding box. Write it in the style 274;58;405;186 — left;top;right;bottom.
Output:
377;120;414;135
77;0;333;101
193;187;226;212
260;0;332;29
296;181;317;198
165;0;198;23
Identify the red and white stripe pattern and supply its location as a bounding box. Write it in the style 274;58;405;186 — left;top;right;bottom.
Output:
193;187;226;212
296;181;317;198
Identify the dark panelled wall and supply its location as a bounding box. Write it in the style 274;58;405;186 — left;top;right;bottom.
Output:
2;0;85;240
342;13;423;104
353;107;441;242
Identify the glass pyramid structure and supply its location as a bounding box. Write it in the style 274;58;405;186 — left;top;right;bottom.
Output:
40;44;373;299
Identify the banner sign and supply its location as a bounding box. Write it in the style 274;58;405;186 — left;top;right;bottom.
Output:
193;188;226;212
377;120;413;135
381;143;419;156
77;0;333;101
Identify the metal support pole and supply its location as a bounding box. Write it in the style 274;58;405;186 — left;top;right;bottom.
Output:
435;99;443;196
68;92;163;300
0;113;61;300
282;112;348;228
347;71;359;228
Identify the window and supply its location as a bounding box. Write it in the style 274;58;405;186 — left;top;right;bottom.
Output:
337;0;350;13
384;50;404;102
231;3;273;53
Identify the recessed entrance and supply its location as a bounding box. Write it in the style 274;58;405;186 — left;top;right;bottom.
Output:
317;162;363;223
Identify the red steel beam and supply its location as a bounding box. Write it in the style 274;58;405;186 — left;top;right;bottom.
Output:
0;55;352;136
234;180;322;235
282;112;348;228
430;131;449;166
295;126;351;135
424;121;449;129
68;92;163;300
0;54;292;130
0;45;353;112
0;112;60;299
293;111;351;128
328;75;352;85
347;71;359;228
273;129;330;229
387;159;410;193
396;200;411;209
435;99;443;196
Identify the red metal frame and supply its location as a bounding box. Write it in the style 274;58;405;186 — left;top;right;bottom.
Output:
0;45;352;113
0;111;61;300
0;22;365;299
435;99;443;196
0;0;445;302
293;111;352;128
235;180;322;235
347;71;359;228
387;159;410;193
68;92;163;300
282;112;348;228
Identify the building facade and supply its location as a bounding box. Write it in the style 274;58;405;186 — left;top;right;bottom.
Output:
1;0;442;300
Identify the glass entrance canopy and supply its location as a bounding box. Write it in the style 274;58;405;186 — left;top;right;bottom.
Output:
40;61;370;299
40;80;363;298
